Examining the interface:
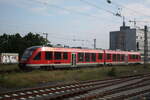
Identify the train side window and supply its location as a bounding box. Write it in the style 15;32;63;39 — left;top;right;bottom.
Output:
134;55;136;59
34;52;41;60
135;55;137;59
78;53;84;62
132;55;135;59
98;53;103;60
113;54;116;61
132;55;134;59
91;53;96;62
131;55;135;59
63;52;68;60
121;54;125;61
54;52;61;60
135;55;138;59
107;54;111;60
45;52;52;60
85;53;90;62
117;54;120;61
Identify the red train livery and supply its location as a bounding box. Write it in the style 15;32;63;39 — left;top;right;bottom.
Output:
19;46;141;69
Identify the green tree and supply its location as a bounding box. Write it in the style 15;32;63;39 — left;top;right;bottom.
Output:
0;32;51;56
23;32;47;46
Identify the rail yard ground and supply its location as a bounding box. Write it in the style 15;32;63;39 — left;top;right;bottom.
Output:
0;64;19;72
0;64;150;93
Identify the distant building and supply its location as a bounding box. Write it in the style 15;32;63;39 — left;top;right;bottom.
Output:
109;22;150;60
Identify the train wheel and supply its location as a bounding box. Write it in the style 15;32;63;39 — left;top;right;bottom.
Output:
19;64;29;71
40;66;54;70
40;66;45;70
47;66;54;70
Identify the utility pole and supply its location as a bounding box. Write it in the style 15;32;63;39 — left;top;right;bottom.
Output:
43;33;48;45
144;25;148;68
94;39;96;49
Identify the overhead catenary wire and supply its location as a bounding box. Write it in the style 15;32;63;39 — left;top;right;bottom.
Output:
38;32;93;47
79;0;126;24
49;35;93;48
34;0;99;18
103;0;150;27
31;0;122;24
79;0;117;16
30;0;124;47
37;32;92;43
79;0;125;24
105;0;143;25
108;0;150;18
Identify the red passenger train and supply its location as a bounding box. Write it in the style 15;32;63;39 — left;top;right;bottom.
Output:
19;46;142;70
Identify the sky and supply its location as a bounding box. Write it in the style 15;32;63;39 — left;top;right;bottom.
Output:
0;0;150;49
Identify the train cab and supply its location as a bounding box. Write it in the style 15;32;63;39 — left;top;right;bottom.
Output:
19;46;42;69
127;51;141;64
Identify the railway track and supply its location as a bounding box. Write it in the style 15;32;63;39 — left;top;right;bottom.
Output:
0;74;150;100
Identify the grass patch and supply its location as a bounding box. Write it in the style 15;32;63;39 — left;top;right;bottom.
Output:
0;64;19;71
0;64;150;88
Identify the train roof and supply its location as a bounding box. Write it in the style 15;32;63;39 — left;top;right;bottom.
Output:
105;49;140;54
34;46;104;53
105;50;128;54
27;46;43;50
27;46;141;54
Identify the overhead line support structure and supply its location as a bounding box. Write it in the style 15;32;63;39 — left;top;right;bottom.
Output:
144;25;148;68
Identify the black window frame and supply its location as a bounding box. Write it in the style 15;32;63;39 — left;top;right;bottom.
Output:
113;54;117;61
63;52;68;60
132;55;135;59
121;54;125;61
106;54;111;60
85;53;90;62
54;52;62;60
78;53;84;62
117;54;120;61
98;53;103;60
91;53;96;62
45;51;53;60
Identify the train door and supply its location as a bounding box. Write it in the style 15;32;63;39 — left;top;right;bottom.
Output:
125;54;128;64
71;53;76;67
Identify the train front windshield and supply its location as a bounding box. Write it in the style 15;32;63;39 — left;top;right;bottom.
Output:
21;48;35;61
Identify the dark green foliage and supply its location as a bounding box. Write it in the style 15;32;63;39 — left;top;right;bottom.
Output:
0;32;51;56
107;67;117;77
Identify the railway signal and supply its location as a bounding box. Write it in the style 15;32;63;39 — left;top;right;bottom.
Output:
144;25;148;68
